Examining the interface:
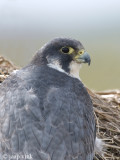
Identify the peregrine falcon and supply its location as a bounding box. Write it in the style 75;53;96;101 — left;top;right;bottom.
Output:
0;38;96;160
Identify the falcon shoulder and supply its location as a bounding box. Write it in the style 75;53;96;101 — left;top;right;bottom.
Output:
0;66;95;160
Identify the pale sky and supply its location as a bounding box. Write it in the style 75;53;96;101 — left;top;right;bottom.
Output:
0;0;120;36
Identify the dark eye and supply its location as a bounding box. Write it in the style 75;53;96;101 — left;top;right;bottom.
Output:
62;47;69;53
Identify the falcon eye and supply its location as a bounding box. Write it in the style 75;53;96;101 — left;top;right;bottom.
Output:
61;47;74;54
62;47;69;53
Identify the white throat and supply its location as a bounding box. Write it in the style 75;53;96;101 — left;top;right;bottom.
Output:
47;61;81;80
69;61;81;79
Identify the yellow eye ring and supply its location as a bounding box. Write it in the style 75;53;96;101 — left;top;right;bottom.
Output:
61;47;74;54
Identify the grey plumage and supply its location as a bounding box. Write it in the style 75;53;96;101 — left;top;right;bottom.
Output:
0;38;95;160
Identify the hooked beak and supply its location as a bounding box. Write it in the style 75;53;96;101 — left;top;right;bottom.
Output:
74;51;91;65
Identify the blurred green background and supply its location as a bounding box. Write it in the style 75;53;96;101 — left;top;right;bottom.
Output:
0;0;120;91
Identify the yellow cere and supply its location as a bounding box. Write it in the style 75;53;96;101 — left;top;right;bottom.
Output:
78;49;85;55
74;49;85;60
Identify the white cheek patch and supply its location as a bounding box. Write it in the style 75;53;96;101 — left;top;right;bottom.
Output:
48;63;65;73
47;60;66;74
47;60;82;80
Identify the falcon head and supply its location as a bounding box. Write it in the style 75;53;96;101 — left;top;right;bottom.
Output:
31;38;91;77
